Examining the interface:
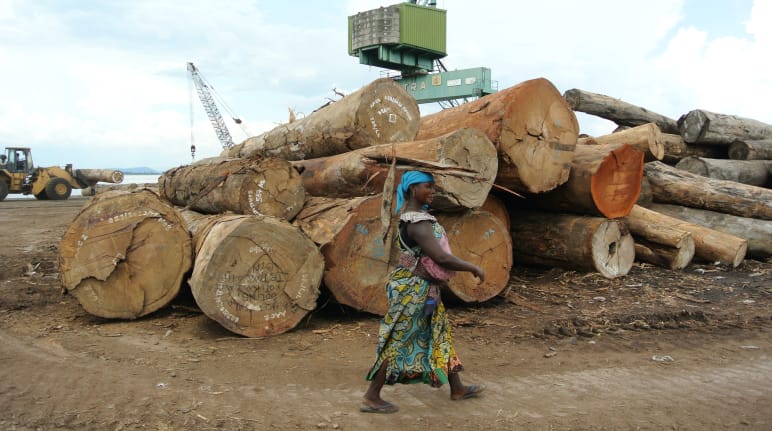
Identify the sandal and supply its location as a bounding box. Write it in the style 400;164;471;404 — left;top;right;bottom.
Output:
359;401;399;414
451;384;485;400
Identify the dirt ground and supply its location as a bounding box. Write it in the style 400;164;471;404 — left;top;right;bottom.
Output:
1;197;771;431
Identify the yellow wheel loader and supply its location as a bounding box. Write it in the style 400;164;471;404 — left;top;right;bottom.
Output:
0;147;124;201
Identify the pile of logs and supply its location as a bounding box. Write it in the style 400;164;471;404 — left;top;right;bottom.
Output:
57;77;771;338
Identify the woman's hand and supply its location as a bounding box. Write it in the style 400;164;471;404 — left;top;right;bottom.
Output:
471;265;485;283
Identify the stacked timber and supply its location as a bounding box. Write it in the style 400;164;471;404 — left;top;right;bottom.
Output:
292;128;497;211
678;110;772;145
508;211;635;279
661;133;728;165
295;195;512;315
222;78;420;160
729;139;772;161
523;144;644;219
417;78;579;194
623;205;695;270
158;157;305;220
181;210;324;337
674;157;771;187
58;190;192;319
563;88;679;134
577;123;665;162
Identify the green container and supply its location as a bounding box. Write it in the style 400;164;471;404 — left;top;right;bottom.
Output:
348;3;446;72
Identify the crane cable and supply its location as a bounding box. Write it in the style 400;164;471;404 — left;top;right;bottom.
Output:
196;67;252;138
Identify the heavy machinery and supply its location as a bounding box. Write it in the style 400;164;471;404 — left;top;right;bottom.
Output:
0;147;123;201
187;62;249;159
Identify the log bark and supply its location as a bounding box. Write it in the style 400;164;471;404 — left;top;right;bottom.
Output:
180;210;323;337
416;78;579;194
579;123;664;162
645;161;772;220
650;203;772;258
729;139;772;160
295;196;512;315
636;176;653;207
675;157;771;187
563;88;679;134
678;109;772;144
158;157;305;220
623;205;695;269
509;211;635;278
661;133;728;164
58;190;193;319
524;144;644;218
75;169;124;184
292;128;498;211
628;204;747;267
223;78;420;160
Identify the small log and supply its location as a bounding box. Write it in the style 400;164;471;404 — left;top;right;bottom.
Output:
678;109;772;144
292;128;497;211
75;169;124;184
579;123;664;162
623;205;695;269
563;88;679;134
180;211;323;337
158;157;304;220
524;144;644;218
661;133;728;164
645;161;772;220
416;78;579;194
650;203;772;258
296;196;511;315
729;139;772;160
223;78;420;160
509;211;634;278
628;204;747;266
675;157;771;187
58;190;193;319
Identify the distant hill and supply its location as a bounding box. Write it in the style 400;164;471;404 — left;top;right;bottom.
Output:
119;167;162;175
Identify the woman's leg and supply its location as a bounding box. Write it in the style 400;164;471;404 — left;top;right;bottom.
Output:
363;360;390;406
449;372;484;400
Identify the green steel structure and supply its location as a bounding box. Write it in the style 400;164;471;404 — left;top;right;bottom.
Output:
348;1;496;105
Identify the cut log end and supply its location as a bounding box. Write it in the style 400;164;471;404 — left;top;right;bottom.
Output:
189;215;324;337
351;78;421;148
58;190;192;319
590;145;644;218
590;220;635;278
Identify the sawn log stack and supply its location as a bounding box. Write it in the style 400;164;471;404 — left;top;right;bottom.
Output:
57;76;772;338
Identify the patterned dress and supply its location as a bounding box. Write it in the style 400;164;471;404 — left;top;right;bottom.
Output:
365;211;464;387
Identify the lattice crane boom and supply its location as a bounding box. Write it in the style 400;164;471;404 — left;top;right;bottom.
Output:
187;62;235;150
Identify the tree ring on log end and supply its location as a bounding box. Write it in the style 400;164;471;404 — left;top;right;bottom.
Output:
352;78;420;149
590;145;644;218
590;220;634;278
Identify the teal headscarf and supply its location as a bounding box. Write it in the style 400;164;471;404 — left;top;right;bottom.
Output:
395;171;434;214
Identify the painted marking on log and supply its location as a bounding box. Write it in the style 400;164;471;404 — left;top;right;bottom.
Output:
247;179;267;215
384;95;414;122
369;115;381;138
264;310;287;321
215;281;240;324
77;234;89;248
482;228;496;240
355;223;369;235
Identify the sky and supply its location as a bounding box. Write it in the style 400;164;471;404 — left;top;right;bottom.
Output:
0;0;770;172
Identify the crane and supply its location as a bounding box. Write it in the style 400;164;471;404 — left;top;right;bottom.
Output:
187;62;248;158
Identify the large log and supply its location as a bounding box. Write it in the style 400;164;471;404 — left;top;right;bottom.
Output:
180;211;323;337
223;78;420;160
292;128;497;210
661;133;728;164
563;88;679;134
480;193;510;232
678;109;772;144
416;78;579;194
58;190;193;319
295;196;511;315
729;139;772;160
75;169;124;184
158;157;304;220
578;123;664;162
644;161;772;220
524;144;644;218
508;211;635;279
623;205;695;269
675;157;771;187
650;203;772;258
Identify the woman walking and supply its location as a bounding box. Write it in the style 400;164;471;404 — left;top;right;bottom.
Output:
361;171;486;414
